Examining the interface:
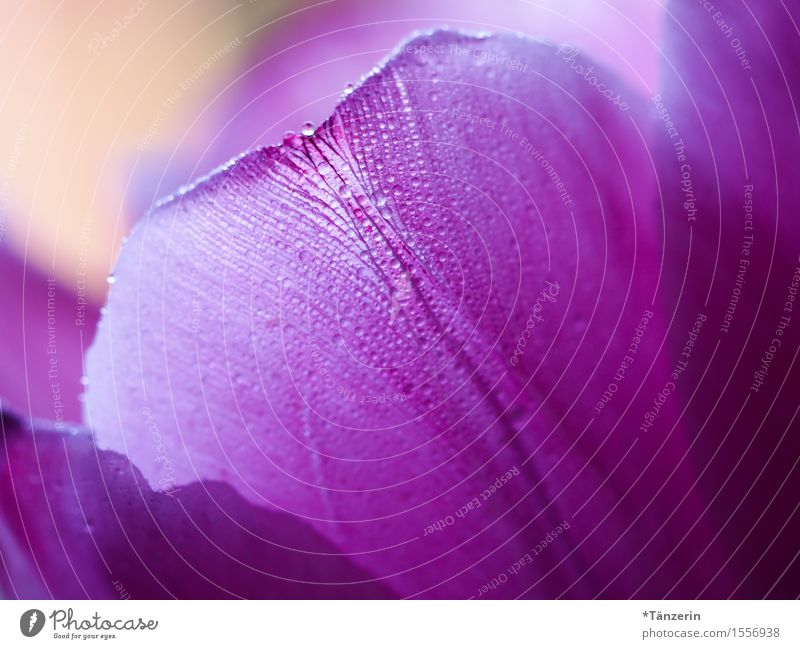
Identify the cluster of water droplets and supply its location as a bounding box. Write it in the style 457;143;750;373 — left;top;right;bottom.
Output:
232;38;542;440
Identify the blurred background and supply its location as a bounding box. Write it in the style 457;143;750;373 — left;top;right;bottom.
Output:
0;0;661;303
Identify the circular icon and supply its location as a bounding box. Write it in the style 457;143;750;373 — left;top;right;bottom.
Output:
20;609;45;637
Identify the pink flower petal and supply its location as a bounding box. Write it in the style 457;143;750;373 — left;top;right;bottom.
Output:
86;31;722;597
655;1;800;596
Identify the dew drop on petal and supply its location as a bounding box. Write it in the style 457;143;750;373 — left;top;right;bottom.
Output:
283;131;302;148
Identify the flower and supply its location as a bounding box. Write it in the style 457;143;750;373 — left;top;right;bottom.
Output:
3;1;800;599
82;30;717;598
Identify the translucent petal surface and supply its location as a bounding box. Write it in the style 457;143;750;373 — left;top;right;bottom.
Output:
86;31;722;597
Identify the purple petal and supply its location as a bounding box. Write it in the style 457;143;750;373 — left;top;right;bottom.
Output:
0;244;98;423
656;2;800;596
0;409;391;598
87;31;724;597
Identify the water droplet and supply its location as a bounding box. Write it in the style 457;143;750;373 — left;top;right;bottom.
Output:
283;131;302;148
343;83;354;96
301;121;314;136
106;275;116;285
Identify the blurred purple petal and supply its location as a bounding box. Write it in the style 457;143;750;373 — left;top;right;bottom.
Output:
206;0;663;167
87;31;724;597
0;409;391;598
656;1;800;596
0;244;98;423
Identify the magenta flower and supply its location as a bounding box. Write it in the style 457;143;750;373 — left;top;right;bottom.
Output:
2;2;799;599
